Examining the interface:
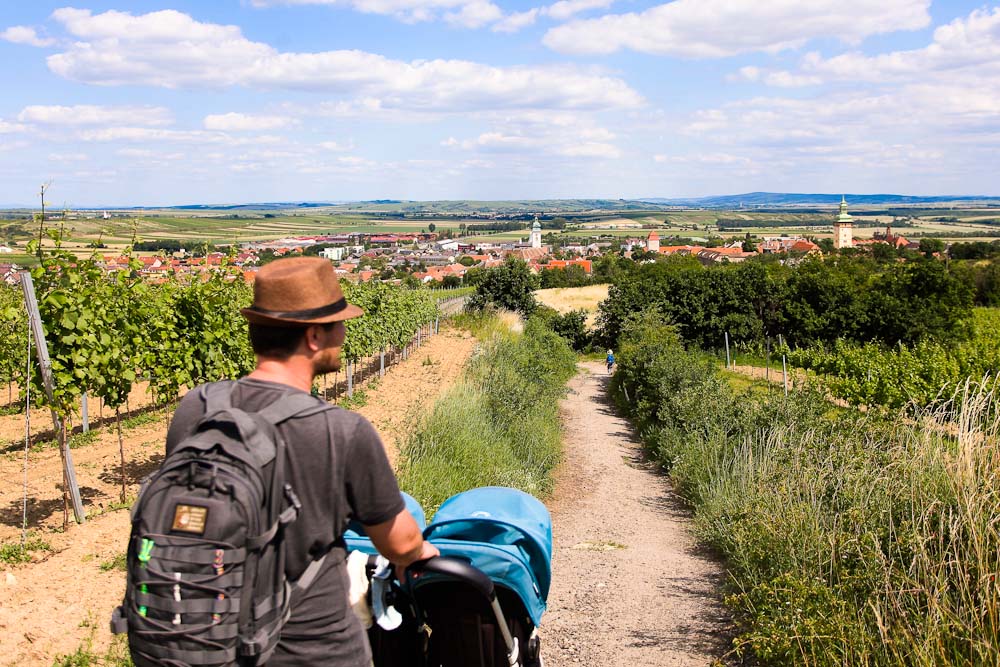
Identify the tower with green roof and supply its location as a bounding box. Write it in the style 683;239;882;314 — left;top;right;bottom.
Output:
833;195;853;249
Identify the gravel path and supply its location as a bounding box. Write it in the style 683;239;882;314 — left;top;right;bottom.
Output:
544;362;732;666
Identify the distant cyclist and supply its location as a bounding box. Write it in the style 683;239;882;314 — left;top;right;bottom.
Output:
606;349;615;374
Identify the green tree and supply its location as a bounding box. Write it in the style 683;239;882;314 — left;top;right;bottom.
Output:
468;256;539;315
919;238;945;258
870;242;897;262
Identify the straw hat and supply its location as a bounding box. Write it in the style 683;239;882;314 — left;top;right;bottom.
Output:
241;257;364;326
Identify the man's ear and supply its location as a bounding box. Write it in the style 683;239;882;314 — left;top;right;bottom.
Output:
304;324;324;352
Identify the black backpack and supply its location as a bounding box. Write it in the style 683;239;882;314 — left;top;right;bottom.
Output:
111;381;332;667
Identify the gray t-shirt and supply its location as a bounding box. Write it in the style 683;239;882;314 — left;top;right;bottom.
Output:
166;377;405;666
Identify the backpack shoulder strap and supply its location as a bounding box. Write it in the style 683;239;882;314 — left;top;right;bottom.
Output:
257;392;332;426
201;380;236;416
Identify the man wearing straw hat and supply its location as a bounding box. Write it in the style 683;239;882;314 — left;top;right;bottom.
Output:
166;256;438;665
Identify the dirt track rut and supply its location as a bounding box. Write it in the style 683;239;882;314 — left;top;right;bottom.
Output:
544;362;731;666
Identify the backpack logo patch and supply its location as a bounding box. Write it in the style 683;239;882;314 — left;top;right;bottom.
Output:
171;504;208;534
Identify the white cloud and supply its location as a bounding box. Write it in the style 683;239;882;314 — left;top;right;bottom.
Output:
1;25;55;47
764;7;1000;90
721;7;1000;150
492;9;538;32
443;111;621;158
18;104;173;126
444;0;502;28
672;85;1000;186
43;8;642;111
0;119;29;133
544;0;615;21
0;140;30;152
251;0;501;25
318;140;353;151
116;148;185;160
79;126;284;146
729;66;821;87
543;0;930;56
47;152;89;161
203;112;294;131
491;0;613;34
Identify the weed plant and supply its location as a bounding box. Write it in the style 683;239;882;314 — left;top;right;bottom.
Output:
613;315;1000;665
0;535;51;565
52;633;132;667
397;315;576;515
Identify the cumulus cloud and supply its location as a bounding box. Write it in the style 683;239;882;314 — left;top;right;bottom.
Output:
721;6;1000;150
444;0;503;27
443;111;622;158
250;0;502;25
491;0;613;34
729;66;821;87
543;0;931;56
43;8;641;111
317;140;354;151
78;126;284;146
763;7;1000;90
544;0;615;22
491;9;538;32
47;152;89;161
0;119;29;133
0;25;55;47
673;85;1000;189
203;112;295;131
18;104;173;126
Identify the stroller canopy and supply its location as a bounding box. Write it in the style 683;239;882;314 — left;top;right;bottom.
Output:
344;492;426;554
424;487;552;625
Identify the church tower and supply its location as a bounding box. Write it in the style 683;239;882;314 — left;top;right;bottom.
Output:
646;230;660;252
833;196;853;249
530;216;542;249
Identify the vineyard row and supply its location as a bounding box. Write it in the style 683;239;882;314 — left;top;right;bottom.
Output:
0;247;440;422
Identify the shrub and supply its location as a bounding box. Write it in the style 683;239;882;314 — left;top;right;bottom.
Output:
467;257;539;316
613;317;1000;665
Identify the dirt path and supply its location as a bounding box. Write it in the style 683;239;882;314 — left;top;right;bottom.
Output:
0;324;475;667
355;326;475;465
544;362;731;666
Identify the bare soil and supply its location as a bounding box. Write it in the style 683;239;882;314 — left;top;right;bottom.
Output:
544;362;732;666
0;325;475;666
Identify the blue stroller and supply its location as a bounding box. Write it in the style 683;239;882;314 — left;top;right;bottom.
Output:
345;487;552;667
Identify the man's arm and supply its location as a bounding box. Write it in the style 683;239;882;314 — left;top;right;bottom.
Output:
364;508;440;568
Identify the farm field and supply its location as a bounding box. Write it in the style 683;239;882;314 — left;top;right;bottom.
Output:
0;323;475;666
4;204;1000;259
535;285;609;315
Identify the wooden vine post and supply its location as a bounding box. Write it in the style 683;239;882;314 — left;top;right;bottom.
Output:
19;271;85;525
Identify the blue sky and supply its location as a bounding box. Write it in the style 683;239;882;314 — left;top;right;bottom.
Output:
0;0;997;205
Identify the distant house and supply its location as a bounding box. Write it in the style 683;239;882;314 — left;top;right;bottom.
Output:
546;258;593;275
658;244;704;256
0;245;13;254
508;247;548;262
697;247;756;264
0;264;20;285
757;236;821;255
321;247;347;261
436;239;460;252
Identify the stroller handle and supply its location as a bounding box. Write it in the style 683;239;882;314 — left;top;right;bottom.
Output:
406;556;496;601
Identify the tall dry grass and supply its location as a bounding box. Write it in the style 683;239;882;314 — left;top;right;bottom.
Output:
535;285;609;314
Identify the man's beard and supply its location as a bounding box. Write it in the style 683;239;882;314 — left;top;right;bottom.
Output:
314;347;342;375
